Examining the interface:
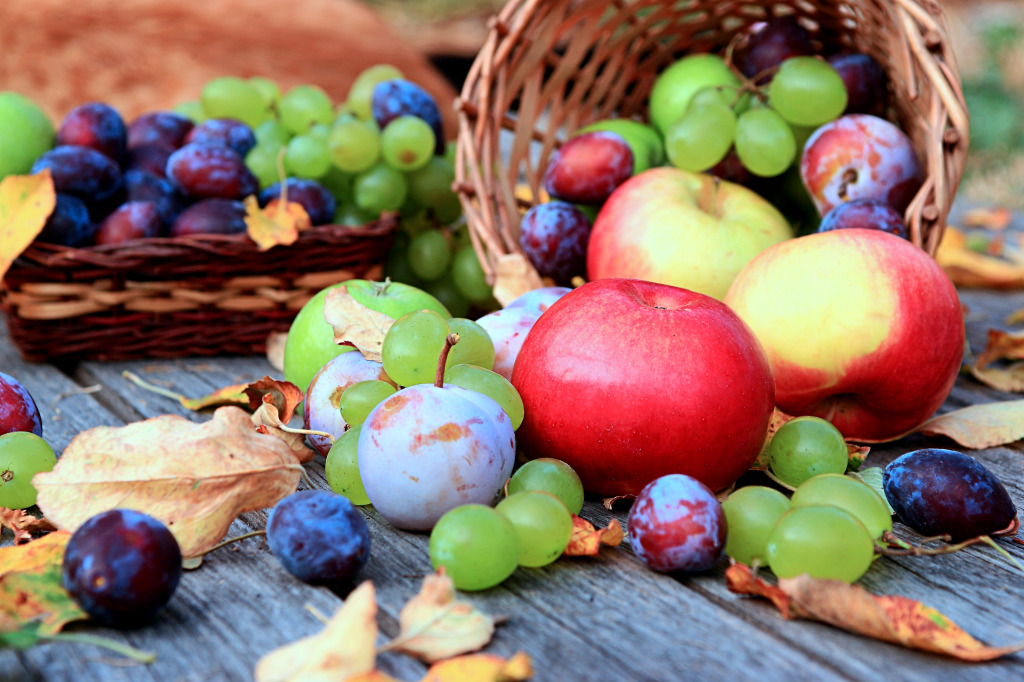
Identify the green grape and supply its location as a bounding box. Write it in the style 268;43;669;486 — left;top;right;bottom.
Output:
328;118;381;174
324;426;370;505
279;84;335;134
0;432;57;509
446;319;495;371
254;120;292;148
249;76;281;109
339;380;397;427
308;123;331;143
648;53;742;134
319;166;354;205
721;486;791;566
380;116;435;171
384;240;424;286
399;211;434;238
506;458;583;514
407;229;452;282
766;505;875;583
769;57;848;127
768;416;848;487
173;100;206;124
444;364;523;430
381;309;450;387
425;272;470;319
0;92;55;179
246;142;285;188
200;76;271;128
451;246;492;303
496;491;573;567
334;202;379;227
791;474;892;540
429;504;520;591
444;140;457;165
347;64;405;120
734;107;797;178
664;99;736;172
285;133;331;179
354;162;407;214
406;157;462;224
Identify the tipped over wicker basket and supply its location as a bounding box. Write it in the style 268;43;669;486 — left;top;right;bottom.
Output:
454;0;970;299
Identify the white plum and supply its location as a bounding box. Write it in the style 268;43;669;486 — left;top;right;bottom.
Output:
504;287;572;315
303;352;394;456
475;307;540;381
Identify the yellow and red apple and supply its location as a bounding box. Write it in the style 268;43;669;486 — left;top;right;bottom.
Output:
724;228;964;442
586;167;793;300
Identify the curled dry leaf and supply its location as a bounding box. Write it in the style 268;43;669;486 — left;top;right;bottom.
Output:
936;226;1024;289
0;170;56;281
387;571;495;663
0;508;57;545
725;564;1024;661
0;531;87;636
34;407;303;557
563;516;624;557
323;286;395;363
601;495;634;511
245;195;311;251
419;651;533;682
251;394;316;464
254;580;377;682
244;377;304;423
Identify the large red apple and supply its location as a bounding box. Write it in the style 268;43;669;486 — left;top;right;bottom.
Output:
586;167;792;301
511;278;775;496
724;228;964;442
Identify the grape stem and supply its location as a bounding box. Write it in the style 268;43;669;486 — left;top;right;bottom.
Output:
876;531;1024;576
43;632;156;663
434;333;460;388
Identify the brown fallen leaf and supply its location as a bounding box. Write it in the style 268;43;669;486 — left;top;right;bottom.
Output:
385;571;495;663
266;331;288;372
976;328;1024;369
0;532;87;636
251;394;317;464
244;377;304;423
912;401;1024;449
323;285;395;362
33;407;303;557
419;651;533;682
563;516;624;557
936;226;1024;288
726;564;1024;661
254;580;378;682
245;195;312;251
0;508;57;545
0;170;56;282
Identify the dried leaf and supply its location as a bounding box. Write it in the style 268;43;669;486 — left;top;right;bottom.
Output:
388;571;495;663
419;651;533;682
266;331;288;372
323;287;395;362
936;226;1024;288
251;394;316;464
969;364;1024;393
34;407;303;557
492;254;546;307
244;377;304;423
245;195;311;251
122;370;250;412
913;401;1024;449
563;516;624;557
975;328;1024;369
0;532;87;636
254;581;377;682
962;207;1012;230
601;495;634;510
0;508;57;545
0;170;57;281
726;564;1024;661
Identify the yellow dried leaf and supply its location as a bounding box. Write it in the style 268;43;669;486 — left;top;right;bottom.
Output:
33;407;303;557
913;400;1024;448
254;581;378;682
0;531;87;635
245;195;311;251
492;254;546;307
389;571;495;663
323;286;395;363
419;651;533;682
969;364;1024;393
936;226;1024;288
0;170;57;281
563;516;624;557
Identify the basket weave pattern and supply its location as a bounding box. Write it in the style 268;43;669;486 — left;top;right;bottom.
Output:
1;219;396;361
455;0;969;287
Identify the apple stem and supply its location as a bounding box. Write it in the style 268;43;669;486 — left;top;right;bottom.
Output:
435;333;460;388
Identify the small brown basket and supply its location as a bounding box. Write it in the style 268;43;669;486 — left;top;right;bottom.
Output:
0;219;396;362
454;0;970;298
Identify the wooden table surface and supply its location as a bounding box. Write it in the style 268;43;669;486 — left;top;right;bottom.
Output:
2;219;1024;682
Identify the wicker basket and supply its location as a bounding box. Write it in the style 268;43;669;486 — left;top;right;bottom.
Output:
0;218;397;362
454;0;970;300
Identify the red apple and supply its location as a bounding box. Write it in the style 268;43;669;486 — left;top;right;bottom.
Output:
586;168;792;301
511;278;775;496
724;228;964;442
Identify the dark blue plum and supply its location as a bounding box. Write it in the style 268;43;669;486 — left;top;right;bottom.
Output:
0;372;42;437
184;118;257;157
62;509;182;628
883;448;1018;541
36;193;96;247
166;143;258;200
169;198;248;237
126;143;176;178
31;145;122;206
818;198;907;239
56;102;127;163
519;201;591;284
371;79;445;154
123;169;180;226
127;111;194;150
266;490;370;585
734;16;814;81
258;178;336;225
94;201;164;245
828;52;888;117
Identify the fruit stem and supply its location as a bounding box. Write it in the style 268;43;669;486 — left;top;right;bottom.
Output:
44;632;157;663
435;333;460;388
122;370;190;404
196;529;267;557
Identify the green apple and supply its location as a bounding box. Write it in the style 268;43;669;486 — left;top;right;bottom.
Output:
648;54;742;135
576;119;665;173
283;279;450;392
0;92;55;180
0;432;57;509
